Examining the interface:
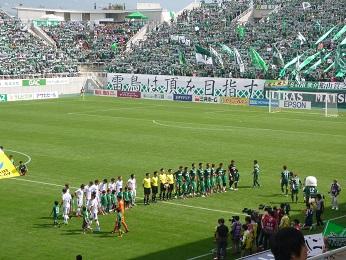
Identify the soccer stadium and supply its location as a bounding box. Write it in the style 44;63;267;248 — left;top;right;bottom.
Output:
0;0;346;259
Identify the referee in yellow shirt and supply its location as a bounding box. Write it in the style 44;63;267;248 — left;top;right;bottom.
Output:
166;169;175;200
151;171;159;203
143;173;151;205
159;168;167;200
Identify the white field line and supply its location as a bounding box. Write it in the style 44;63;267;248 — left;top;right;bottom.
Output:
5;149;32;165
152;120;346;138
9;178;245;216
67;104;166;115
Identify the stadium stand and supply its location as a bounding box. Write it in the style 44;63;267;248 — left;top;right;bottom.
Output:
106;0;345;82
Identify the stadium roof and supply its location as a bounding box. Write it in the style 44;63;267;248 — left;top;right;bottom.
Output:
14;6;163;14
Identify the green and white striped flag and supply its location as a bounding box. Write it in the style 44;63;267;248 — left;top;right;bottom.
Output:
220;44;234;59
298;52;321;71
234;48;245;73
210;46;224;68
272;46;284;66
333;25;346;41
315;26;336;45
195;45;213;65
249;48;268;72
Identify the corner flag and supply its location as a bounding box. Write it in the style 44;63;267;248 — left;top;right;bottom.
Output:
0;150;20;180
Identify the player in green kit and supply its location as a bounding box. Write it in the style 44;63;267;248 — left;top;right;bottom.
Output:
280;165;291;196
215;163;223;193
182;166;191;198
252;160;260;188
197;163;204;195
106;189;112;212
204;163;212;196
174;166;184;198
100;190;108;215
290;173;302;203
82;206;92;234
190;163;198;197
233;169;240;191
50;201;60;227
211;164;216;193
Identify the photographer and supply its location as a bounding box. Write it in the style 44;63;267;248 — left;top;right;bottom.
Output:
230;216;242;254
214;218;229;260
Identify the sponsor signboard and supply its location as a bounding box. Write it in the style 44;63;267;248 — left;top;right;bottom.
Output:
142;93;165;100
22;79;46;87
117;90;141;98
279;100;311;109
94;89;117;97
173;94;192;102
193;95;219;103
0;94;7;102
7;93;34;102
34;92;59;100
46;78;69;85
0;80;21;87
220;97;249;106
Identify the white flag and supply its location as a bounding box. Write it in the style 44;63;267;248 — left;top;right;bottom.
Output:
210;46;224;68
297;32;307;46
234;48;245;73
302;2;311;10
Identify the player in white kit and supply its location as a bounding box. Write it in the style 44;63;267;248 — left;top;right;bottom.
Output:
127;174;137;205
61;188;72;224
90;192;100;232
115;176;123;194
75;184;85;217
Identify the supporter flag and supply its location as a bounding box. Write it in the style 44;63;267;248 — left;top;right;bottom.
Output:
249;48;268;72
195;45;213;65
169;11;175;21
304;52;332;74
341;37;346;46
236;24;246;40
297;32;307;46
315;26;337;45
324;62;335;73
302;2;311;10
111;42;118;52
220;44;234;59
0;150;20;180
178;49;186;65
298;51;321;71
272;46;284;66
335;45;346;77
333;25;346;41
234;48;245;73
210;46;224;68
279;55;302;78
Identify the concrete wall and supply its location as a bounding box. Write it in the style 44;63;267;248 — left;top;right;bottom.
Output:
17;9;45;23
70;13;82;21
90;13;105;21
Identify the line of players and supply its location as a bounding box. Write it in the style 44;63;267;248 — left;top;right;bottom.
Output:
53;175;137;236
142;160;261;205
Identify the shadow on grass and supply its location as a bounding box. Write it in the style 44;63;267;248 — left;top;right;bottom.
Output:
129;202;346;260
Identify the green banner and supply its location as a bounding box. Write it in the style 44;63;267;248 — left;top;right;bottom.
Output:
264;80;346;92
22;79;46;87
0;94;7;102
323;221;346;237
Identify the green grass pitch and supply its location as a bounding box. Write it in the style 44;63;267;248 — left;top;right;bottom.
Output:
0;96;346;260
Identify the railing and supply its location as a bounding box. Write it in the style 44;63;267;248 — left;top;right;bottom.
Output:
309;245;346;260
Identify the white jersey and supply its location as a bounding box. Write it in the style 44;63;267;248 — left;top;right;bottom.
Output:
115;180;123;193
62;193;72;208
75;188;84;203
100;182;108;192
90;198;99;214
127;178;137;191
109;182;116;192
84;185;91;200
90;184;98;195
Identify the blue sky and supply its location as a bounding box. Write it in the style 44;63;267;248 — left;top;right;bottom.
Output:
0;0;195;13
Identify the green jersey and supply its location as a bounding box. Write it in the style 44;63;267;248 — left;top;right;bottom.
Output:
52;205;59;218
204;168;211;179
123;191;130;202
234;171;240;182
190;168;197;182
183;171;191;183
101;194;108;207
197;167;204;180
175;170;183;183
281;170;290;182
107;193;112;206
83;210;90;222
253;164;260;176
303;186;317;197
